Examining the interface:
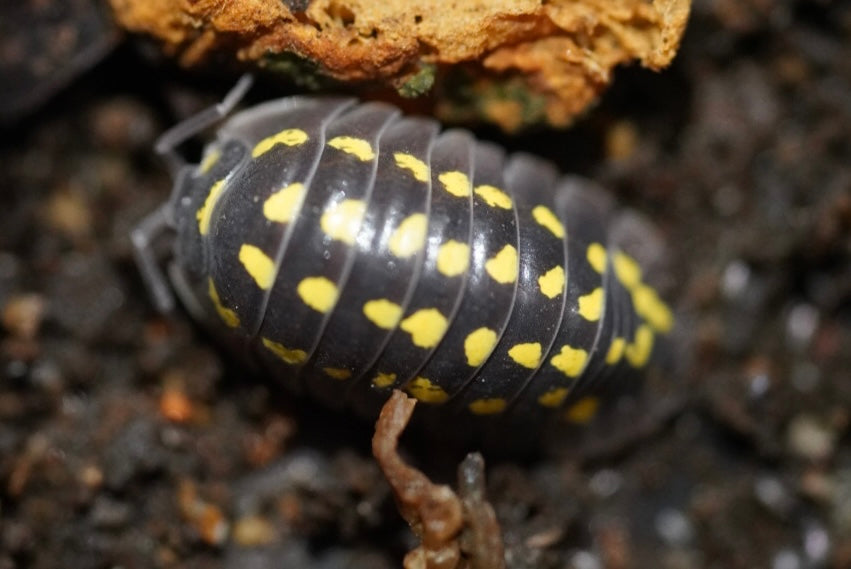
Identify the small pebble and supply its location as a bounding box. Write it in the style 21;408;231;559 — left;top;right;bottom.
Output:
179;480;231;546
754;476;795;518
786;414;836;462
786;303;819;352
232;515;278;547
654;508;694;547
721;260;751;300
570;550;602;569
772;549;800;569
589;469;622;498
803;520;830;564
1;294;46;340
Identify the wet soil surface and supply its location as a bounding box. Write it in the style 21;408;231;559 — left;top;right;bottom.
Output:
1;2;850;568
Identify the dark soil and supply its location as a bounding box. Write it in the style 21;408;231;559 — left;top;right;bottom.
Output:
1;1;849;568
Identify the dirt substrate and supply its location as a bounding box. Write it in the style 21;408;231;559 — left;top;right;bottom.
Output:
1;2;850;568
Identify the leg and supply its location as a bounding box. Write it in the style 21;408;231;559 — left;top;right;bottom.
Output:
154;74;254;176
135;74;254;312
130;204;177;313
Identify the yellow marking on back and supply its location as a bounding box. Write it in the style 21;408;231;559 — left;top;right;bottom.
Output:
485;244;518;284
363;299;403;329
538;265;565;299
399;308;448;348
587;243;607;274
632;283;674;333
263;183;306;223
394;152;429;182
197;179;226;235
532;205;565;238
508;342;542;369
436;240;470;277
297;276;338;313
464;327;498;367
469;398;507;415
551;344;588;378
605;337;626;364
614;251;642;290
323;367;352;380
320;199;366;245
564;396;599;424
625;324;654;368
388;213;427;258
371;372;397;388
538;388;568;408
261;337;307;364
239;244;276;290
578;287;604;322
406;377;449;404
252;129;308;158
439;171;471;197
327;136;374;161
198;147;221;174
208;278;240;328
474;185;512;209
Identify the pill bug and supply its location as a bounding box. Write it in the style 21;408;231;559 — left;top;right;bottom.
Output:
132;76;674;434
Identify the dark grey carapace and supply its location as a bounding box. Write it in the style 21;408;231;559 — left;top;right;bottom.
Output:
132;76;674;431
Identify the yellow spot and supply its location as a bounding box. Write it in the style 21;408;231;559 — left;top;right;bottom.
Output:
261;337;307;364
371;372;397;388
625;324;654;368
399;308;448;348
508;342;542;369
323;367;352;380
485;244;518;284
586;243;607;274
263;183;306;223
389;213;427;258
320;199;366;245
614;251;642;290
578;287;604;322
197;179;226;235
436;240;470;277
605;337;626;364
198;147;221;174
252;129;308;157
464;327;498;367
406;377;449;404
538;388;568;408
297;276;338;313
363;299;403;329
538;265;565;299
327;136;374;161
564;396;599;424
239;244;276;290
394;153;429;182
551;344;588;378
474;185;512;209
208;279;240;328
469;398;507;415
439;171;471;197
532;205;564;238
632;284;674;333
